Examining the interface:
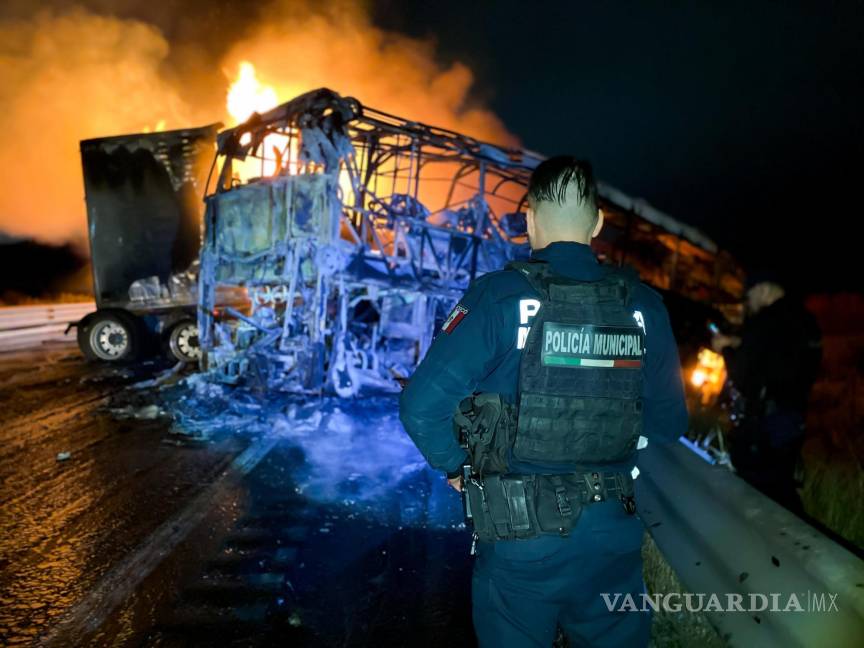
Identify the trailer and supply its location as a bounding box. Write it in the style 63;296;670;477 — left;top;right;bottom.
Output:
76;125;219;363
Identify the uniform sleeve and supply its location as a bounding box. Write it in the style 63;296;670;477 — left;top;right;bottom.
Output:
399;277;509;474
641;297;689;445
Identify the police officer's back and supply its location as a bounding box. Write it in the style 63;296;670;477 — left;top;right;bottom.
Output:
399;157;688;647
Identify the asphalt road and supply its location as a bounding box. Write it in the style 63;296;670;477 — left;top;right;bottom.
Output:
0;342;475;647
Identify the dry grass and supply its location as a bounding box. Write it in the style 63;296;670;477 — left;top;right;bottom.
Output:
641;533;728;648
800;438;864;551
801;331;864;552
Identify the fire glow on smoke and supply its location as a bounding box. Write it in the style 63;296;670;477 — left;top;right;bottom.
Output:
0;2;512;248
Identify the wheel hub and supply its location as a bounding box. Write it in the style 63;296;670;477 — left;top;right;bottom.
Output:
91;321;129;360
170;323;202;361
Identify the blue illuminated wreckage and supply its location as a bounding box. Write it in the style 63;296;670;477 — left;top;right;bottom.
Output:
197;89;541;396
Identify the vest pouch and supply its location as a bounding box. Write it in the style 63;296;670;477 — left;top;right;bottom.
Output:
514;393;643;465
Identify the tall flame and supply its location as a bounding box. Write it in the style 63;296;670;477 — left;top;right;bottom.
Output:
227;62;278;125
225;62;290;180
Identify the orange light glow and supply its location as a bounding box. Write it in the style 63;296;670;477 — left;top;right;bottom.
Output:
141;119;167;134
689;347;726;404
0;6;515;249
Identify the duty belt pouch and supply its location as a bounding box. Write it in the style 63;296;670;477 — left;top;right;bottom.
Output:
464;475;537;541
464;480;495;542
535;474;583;535
615;472;637;514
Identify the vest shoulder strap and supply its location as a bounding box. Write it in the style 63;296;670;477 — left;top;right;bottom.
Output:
505;259;638;306
505;260;552;298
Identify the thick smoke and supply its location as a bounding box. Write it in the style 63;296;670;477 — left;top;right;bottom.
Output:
0;1;512;250
220;2;512;142
0;9;200;248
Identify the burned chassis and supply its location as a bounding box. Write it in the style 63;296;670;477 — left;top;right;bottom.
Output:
198;88;540;396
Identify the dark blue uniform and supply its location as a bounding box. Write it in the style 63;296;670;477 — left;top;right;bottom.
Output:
399;241;688;646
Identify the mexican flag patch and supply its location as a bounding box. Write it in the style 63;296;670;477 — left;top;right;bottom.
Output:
442;304;469;334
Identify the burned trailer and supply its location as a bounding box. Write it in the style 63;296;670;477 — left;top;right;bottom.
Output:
198;88;539;396
78;125;219;363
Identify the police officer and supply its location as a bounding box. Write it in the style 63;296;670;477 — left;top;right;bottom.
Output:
712;275;822;513
399;157;688;647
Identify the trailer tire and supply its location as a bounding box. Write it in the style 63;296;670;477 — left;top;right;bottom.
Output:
77;311;140;362
166;319;201;363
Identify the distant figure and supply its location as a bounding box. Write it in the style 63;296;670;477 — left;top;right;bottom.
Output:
712;277;822;512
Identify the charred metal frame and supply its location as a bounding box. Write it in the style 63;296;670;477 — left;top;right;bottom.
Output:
198;88;540;395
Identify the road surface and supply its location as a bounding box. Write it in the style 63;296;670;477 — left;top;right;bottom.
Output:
0;342;474;646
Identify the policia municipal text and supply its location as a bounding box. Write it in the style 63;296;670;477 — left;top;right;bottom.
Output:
399;157;688;647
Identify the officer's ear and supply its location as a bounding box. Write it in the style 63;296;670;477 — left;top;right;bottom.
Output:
590;209;604;240
526;206;536;243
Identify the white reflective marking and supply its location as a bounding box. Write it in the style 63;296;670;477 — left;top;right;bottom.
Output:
631;466;641;480
516;299;541;350
633;310;646;334
637;435;648;450
519;299;541;325
517;326;530;350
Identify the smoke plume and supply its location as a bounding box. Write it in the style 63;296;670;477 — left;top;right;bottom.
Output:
0;1;512;251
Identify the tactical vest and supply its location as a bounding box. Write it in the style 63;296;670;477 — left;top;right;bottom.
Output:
456;261;645;544
510;260;645;466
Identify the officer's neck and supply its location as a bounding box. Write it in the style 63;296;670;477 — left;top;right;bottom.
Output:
531;237;591;252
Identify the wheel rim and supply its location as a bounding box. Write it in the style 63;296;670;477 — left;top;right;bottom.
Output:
89;320;129;360
170;322;201;361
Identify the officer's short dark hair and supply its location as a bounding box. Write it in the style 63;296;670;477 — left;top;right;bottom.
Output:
527;157;598;211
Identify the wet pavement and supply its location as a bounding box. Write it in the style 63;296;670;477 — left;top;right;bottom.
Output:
0;343;476;646
130;440;473;647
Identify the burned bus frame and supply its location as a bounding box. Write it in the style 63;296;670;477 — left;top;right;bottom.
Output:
197;88;743;396
198;88;539;395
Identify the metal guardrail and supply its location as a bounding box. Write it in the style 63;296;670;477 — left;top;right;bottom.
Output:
637;439;864;647
0;302;93;351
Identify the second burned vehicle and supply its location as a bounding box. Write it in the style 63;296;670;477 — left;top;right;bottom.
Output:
196;88;742;397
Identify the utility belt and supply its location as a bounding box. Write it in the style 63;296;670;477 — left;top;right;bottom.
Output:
463;470;636;543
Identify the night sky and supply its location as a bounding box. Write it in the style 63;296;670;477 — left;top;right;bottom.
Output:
2;1;861;295
375;0;863;292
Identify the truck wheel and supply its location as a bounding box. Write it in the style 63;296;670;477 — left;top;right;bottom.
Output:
78;311;140;362
167;320;201;363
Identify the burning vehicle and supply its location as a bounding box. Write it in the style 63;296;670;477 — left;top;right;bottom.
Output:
197;88;539;396
74;86;743;402
196;87;744;397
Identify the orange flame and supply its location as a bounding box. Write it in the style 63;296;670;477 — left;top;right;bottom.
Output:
689;347;727;404
226;62;279;125
225;62;293;180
